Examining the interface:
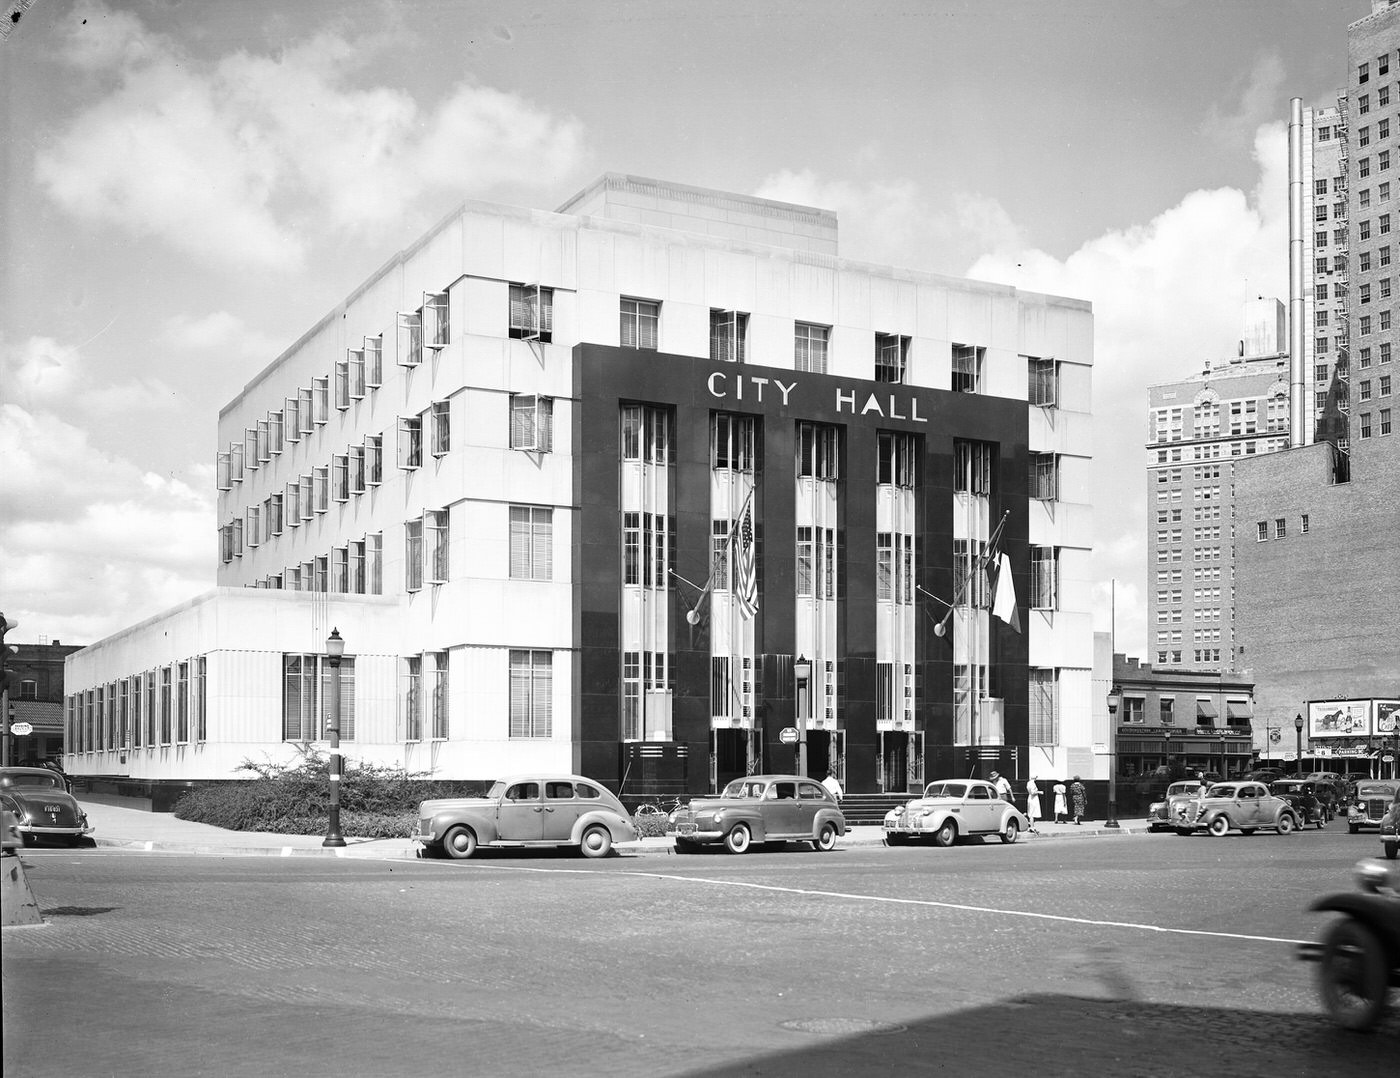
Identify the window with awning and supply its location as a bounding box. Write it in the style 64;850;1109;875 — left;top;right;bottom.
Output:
1226;700;1253;720
1196;699;1218;721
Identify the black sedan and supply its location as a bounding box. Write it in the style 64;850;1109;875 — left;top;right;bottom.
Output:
0;767;93;847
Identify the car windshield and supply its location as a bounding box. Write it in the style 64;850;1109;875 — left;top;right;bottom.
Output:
1168;783;1197;795
921;782;968;799
486;781;507;800
722;780;769;799
0;773;62;790
1358;784;1399;797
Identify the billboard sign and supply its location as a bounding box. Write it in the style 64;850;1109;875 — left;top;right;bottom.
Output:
1377;700;1400;736
1308;699;1371;738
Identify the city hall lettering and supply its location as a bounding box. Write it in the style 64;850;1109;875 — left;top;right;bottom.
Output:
706;372;929;422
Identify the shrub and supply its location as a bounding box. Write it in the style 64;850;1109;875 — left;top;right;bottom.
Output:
174;746;459;837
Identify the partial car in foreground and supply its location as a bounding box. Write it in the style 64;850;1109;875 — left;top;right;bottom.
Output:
669;775;845;854
1298;858;1400;1031
1174;781;1301;837
412;774;637;859
1348;780;1400;835
0;766;93;847
883;778;1029;847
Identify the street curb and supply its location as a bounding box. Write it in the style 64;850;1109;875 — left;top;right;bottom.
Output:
89;825;1144;858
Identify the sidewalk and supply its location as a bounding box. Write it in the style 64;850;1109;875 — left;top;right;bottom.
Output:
72;797;1148;859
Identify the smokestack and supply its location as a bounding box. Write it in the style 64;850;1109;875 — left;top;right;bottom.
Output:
1288;98;1308;447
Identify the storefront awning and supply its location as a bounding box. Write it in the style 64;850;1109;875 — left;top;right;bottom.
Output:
1226;701;1253;719
1196;700;1218;720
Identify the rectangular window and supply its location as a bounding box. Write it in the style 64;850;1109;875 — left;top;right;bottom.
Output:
430;652;449;739
332;454;349;502
348;348;365;400
1314;178;1328;195
366;435;383;486
510;284;554;342
424;291;449;350
176;661;189;743
712;413;756;472
620;298;659;349
1301;514;1310;534
1029;452;1057;501
398;415;422;469
365;335;383;388
794;322;829;374
875;333;909;383
349;445;365;495
195;657;206;742
710;309;748;363
313;467;328;514
430;399;451;457
331;546;348;593
1028;356;1058;406
313;377;329;425
334;358;350;410
953;439;994;495
283;654;355;742
510;506;553;580
510;395;554;452
398;309;423;366
1380;408;1392;435
1030;545;1058;610
160;666;172;745
877;430;917;487
952;343;984;393
1256;521;1268;542
1361;412;1373;438
427;508;450;584
403;656;422;742
509;650;552;738
620;403;671;464
405;518;423;591
350;539;365;594
796;421;840;479
368;532;382;594
314;555;328;593
1028;669;1058;746
1275;518;1287;539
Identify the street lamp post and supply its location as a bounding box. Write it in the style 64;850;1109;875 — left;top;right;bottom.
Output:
1163;727;1173;776
1105;692;1120;828
794;656;811;778
1294;713;1305;778
323;628;346;848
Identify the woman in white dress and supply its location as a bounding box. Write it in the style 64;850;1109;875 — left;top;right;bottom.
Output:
1052;780;1068;824
1025;778;1042;833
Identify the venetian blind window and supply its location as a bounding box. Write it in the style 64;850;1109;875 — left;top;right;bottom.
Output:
620;298;659;349
403;656;422;741
1028;668;1058;745
875;333;909;383
712;413;756;471
509;650;552;738
1027;357;1058;406
1030;546;1058;609
710;310;748;363
510;395;554;452
794;322;829;374
1029;452;1058;501
510;284;554;342
509;506;553;580
282;655;355;741
952;343;984;393
430;652;449;739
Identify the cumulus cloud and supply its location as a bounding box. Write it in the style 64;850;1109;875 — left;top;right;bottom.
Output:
0;334;215;644
35;1;587;270
968;124;1290;657
754;168;1024;271
1201;54;1287;149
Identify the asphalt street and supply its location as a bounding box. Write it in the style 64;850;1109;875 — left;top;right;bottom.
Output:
3;826;1397;1077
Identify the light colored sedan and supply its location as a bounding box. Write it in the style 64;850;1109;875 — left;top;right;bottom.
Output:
1174;781;1300;837
412;774;638;860
669;775;846;854
883;778;1029;847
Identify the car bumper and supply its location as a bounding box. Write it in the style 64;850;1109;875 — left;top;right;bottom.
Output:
673;824;723;842
17;823;92;837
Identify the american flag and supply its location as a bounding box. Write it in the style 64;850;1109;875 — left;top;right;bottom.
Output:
734;504;758;620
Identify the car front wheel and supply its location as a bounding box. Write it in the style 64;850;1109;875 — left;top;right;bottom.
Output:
724;823;752;854
1318;919;1390;1031
1207;816;1231;837
812;822;838;852
1000;819;1020;844
441;825;478;860
932;820;957;848
1276;814;1296;835
579;825;613;858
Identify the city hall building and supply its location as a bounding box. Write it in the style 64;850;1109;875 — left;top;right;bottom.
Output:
63;175;1095;799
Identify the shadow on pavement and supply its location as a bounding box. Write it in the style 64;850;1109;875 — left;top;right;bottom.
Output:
678;993;1400;1076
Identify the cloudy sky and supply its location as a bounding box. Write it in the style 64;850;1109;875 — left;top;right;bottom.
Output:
0;0;1369;654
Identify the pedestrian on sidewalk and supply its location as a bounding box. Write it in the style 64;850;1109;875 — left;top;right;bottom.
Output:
822;770;844;802
1052;780;1068;823
990;771;1013;802
1025;777;1042;833
1070;776;1086;825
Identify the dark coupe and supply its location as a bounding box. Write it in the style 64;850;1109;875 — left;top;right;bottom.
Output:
0;766;93;847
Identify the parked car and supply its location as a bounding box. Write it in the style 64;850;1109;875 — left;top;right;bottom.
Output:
0;766;94;847
1348;780;1400;835
412;774;638;860
669;775;845;854
883;778;1029;847
1147;780;1204;832
1174;781;1301;837
1381;790;1400;860
1246;767;1286;784
1269;778;1329;829
1298;858;1400;1030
